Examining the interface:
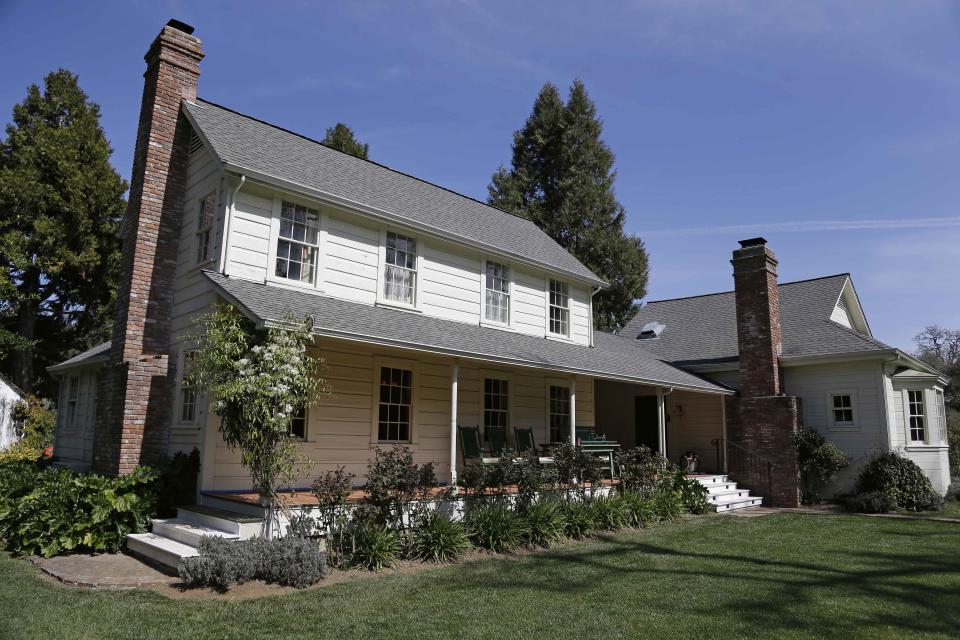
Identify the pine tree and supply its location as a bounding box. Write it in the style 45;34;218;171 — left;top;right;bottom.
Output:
322;122;369;159
489;80;648;331
0;69;127;395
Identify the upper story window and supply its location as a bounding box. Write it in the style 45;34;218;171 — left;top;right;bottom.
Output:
65;375;79;428
549;384;571;443
179;350;197;424
484;261;510;324
907;389;926;443
275;201;320;285
936;390;947;444
831;394;855;427
383;232;417;305
548;279;569;337
195;194;214;264
378;366;412;442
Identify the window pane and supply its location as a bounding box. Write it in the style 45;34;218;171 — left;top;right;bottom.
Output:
378;366;412;442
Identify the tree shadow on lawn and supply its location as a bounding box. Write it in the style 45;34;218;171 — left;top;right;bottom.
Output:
432;517;960;638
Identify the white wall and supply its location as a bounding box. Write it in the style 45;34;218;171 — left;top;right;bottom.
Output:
205;338;596;491
0;378;23;451
52;367;100;471
223;184;594;346
888;380;951;494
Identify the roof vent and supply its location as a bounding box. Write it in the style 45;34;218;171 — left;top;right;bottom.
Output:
189;130;203;155
637;322;666;339
836;296;848;312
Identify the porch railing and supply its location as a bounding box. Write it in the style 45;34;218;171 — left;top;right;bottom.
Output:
710;438;774;498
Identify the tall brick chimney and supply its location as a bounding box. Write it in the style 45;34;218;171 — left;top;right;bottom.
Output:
92;20;204;475
726;237;800;507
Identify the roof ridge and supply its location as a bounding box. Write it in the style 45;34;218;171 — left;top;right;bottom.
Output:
193;98;538;228
641;273;851;306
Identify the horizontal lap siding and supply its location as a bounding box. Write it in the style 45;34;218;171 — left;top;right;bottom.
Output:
569;285;591;346
323;214;379;303
227;188;272;282
207;340;597;491
512;270;547;337
665;391;724;472
420;245;479;323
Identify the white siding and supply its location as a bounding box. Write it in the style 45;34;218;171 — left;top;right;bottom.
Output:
419;244;480;323
207;338;597;491
829;304;852;328
322;213;379;304
666;391;725;473
52;366;100;471
890;381;951;494
0;378;22;451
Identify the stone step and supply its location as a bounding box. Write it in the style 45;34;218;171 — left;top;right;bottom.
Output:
714;495;764;512
126;532;198;570
177;505;263;540
707;488;751;501
151;518;240;548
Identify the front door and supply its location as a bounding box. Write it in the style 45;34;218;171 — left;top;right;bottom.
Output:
635;395;659;452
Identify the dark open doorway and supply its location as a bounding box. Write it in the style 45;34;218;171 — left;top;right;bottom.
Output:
635;395;660;453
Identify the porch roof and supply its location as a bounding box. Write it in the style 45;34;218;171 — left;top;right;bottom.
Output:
203;271;731;395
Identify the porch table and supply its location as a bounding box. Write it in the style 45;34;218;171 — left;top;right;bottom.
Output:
578;439;619;479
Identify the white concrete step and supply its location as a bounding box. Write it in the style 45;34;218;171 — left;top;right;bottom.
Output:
705;482;739;495
690;474;729;486
151;518;240;548
707;487;751;501
177;506;263;540
714;495;764;512
127;532;198;570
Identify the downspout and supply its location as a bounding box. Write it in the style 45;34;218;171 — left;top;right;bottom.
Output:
219;174;246;275
589;285;601;347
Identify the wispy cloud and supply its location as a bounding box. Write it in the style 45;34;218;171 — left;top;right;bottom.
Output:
639;216;960;238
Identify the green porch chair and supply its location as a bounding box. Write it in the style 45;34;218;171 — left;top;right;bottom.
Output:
514;427;554;465
486;425;508;457
458;425;498;465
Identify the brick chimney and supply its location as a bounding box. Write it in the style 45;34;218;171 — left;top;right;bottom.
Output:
92;20;204;475
725;237;800;507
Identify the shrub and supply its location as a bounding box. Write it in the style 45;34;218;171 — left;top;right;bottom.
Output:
364;446;436;541
842;491;893;514
521;499;566;547
552;443;604;495
412;510;471;562
591;495;630;530
308;466;355;568
621;491;658;527
352;522;401;571
617;446;674;497
560;500;598;539
850;451;941;512
650;489;684;521
793;429;851;504
466;502;526;552
0;396;55;464
671;472;713;515
178;536;327;591
0;463;158;557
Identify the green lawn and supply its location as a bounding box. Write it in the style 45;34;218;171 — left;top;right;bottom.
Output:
1;513;959;639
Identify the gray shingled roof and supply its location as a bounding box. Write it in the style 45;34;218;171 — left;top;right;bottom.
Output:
622;274;894;365
183;100;603;286
48;341;111;372
203;272;729;394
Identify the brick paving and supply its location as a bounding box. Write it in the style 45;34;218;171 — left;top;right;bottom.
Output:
33;553;176;589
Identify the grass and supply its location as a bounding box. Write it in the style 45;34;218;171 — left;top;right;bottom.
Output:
1;513;959;639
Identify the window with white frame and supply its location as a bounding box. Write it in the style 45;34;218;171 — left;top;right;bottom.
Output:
549;384;571;443
936;389;946;444
548;279;569;336
484;261;510;324
830;394;855;427
195;194;214;264
383;232;417;305
483;378;509;436
275;201;320;284
179;351;197;423
378;366;412;442
907;389;926;443
289;404;307;440
65;376;79;428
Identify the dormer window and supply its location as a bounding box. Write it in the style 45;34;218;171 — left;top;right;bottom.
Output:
484;260;510;324
275;201;320;284
195;194;214;264
383;232;418;305
548;279;569;336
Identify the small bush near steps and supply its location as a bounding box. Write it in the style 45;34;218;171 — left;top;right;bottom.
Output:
178;536;328;591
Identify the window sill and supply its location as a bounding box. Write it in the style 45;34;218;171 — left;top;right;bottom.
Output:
480;319;515;332
829;424;859;431
371;439;416;446
905;444;948;451
187;259;216;274
545;333;574;344
264;276;324;294
375;300;422;314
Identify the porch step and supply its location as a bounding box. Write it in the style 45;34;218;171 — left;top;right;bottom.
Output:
126;532;198;571
689;474;764;513
151;518;240;548
177;506;263;540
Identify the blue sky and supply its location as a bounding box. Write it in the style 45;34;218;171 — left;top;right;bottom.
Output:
2;1;959;350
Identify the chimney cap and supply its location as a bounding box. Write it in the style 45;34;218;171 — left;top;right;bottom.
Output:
166;19;195;35
738;237;767;248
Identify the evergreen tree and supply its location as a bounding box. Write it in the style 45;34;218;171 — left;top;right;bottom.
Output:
489;80;648;331
0;69;127;395
322;122;369;159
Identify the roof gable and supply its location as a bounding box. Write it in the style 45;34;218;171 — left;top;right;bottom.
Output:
182;100;603;286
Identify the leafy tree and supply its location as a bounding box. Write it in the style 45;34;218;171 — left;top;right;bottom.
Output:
0;69;126;396
488;80;648;331
322;123;369;159
186;304;328;536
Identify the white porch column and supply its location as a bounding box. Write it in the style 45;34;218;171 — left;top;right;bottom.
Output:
569;376;577;444
656;387;667;458
449;360;460;486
